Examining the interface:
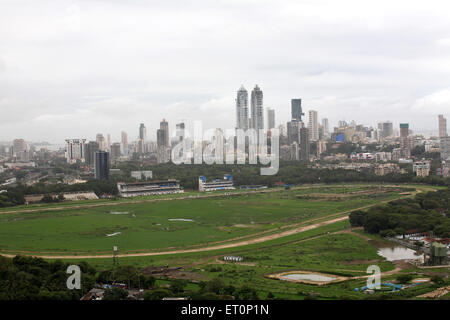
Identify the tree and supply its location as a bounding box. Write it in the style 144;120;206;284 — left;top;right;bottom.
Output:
396;274;413;284
143;289;173;300
103;287;128;300
170;279;187;294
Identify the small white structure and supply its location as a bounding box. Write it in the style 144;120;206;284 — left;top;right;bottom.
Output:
131;170;153;180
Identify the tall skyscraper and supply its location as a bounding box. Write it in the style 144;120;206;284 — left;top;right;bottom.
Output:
107;134;111;151
287;120;304;145
85;141;99;166
138;123;147;155
267;108;275;129
378;121;393;139
439;115;448;138
291;99;304;121
95;151;110;180
440;137;450;161
157;119;170;163
250;85;264;130
110;143;121;162
308;110;319;142
121;131;128;155
12;139;28;157
236;86;249;130
322;118;329;137
300;127;310;161
65;139;86;164
400;123;409;138
159;119;169;146
96;134;107;151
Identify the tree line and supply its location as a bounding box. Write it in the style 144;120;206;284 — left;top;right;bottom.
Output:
349;189;450;237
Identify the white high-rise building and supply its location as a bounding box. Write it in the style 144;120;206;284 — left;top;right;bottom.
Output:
267;108;275;129
96;134;107;151
121;131;128;156
12;139;28;156
322;118;329;137
439;115;448;138
251;85;264;131
65;139;86;164
308;110;319;142
236;86;249;130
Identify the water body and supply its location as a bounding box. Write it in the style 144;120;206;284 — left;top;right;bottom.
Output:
280;273;337;282
168;218;194;222
377;247;423;261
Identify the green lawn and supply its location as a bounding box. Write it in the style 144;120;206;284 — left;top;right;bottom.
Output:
0;185;411;254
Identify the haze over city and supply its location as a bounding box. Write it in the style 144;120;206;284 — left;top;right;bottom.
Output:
1;0;450;142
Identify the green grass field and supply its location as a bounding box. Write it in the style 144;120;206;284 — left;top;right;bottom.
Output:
0;184;423;255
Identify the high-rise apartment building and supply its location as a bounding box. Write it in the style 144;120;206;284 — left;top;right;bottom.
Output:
308;110;319;142
322;118;329;137
291;99;304;121
287;120;304;145
250;85;264;130
12;139;28;157
300;127;310;161
236;86;249;130
96;134;107;151
440;136;450;161
121;131;128;155
110;143;121;162
378;121;393;139
65;139;86;164
439;115;448;138
85;141;99;166
157;119;170;163
267;108;275;129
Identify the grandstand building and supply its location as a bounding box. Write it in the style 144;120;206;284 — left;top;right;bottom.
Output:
198;174;235;192
117;179;183;197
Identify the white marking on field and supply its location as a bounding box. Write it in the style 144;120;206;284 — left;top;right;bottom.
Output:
109;211;129;215
106;232;121;237
168;218;194;222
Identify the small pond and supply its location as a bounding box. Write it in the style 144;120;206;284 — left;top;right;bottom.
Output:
279;273;337;282
377;247;423;261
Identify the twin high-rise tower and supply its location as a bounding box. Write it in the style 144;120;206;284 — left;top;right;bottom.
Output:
236;85;264;131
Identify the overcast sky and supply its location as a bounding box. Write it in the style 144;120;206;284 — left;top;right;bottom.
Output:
1;0;450;143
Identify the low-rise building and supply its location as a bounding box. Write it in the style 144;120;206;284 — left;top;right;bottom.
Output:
198;174;235;192
413;160;431;177
117;179;183;197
